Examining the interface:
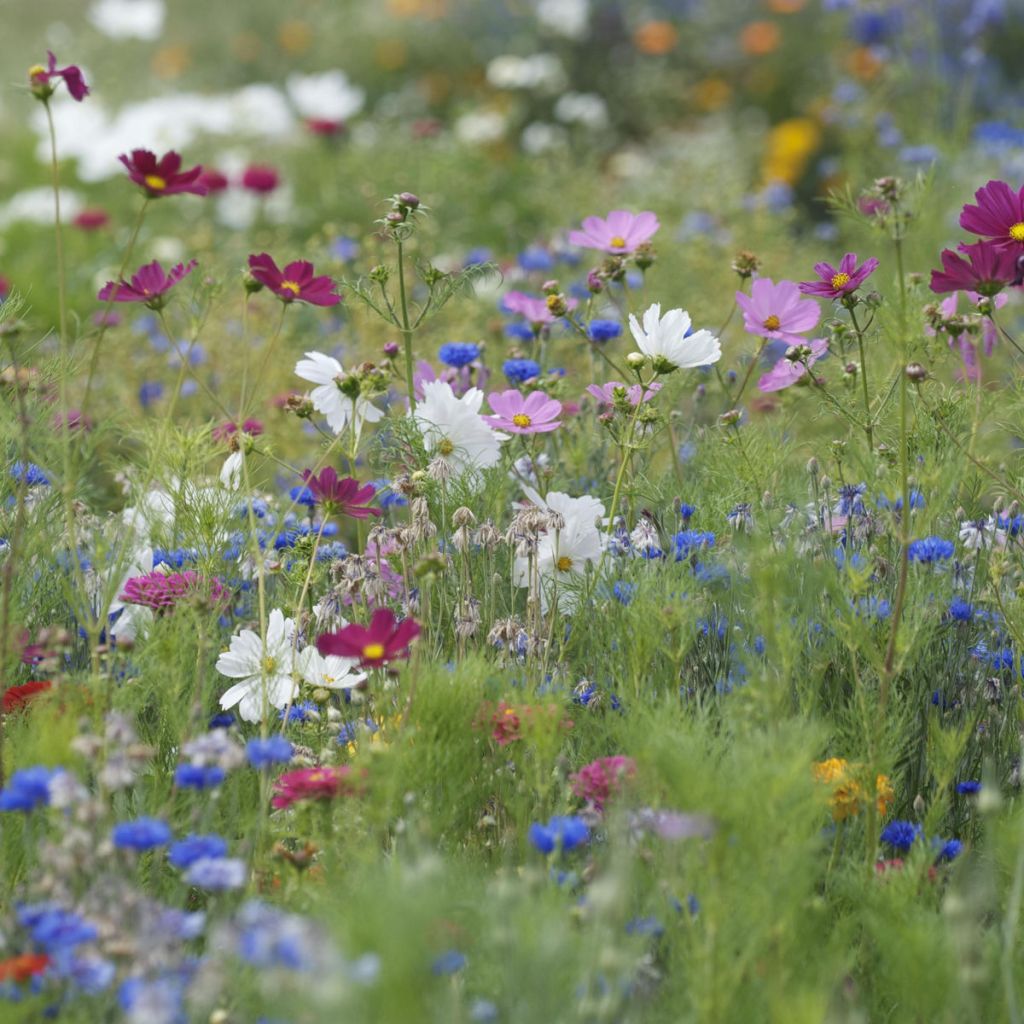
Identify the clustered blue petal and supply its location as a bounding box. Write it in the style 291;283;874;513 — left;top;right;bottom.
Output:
528;815;590;854
246;735;294;768
503;358;541;383
908;536;955;563
112;817;173;851
880;820;922;851
173;764;226;790
168;833;229;869
0;766;62;813
587;319;622;342
438;342;481;368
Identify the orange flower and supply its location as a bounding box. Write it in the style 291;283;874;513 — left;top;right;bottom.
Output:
0;953;49;984
814;759;896;822
740;21;781;56
767;0;805;11
692;77;732;112
634;20;679;56
847;46;883;81
812;757;848;784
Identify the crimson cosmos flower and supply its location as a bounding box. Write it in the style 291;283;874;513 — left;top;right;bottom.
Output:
29;52;89;101
317;608;420;668
798;253;879;299
959;180;1024;249
301;468;381;519
271;764;360;810
119;149;208;198
929;241;1020;297
248;253;341;306
241;164;280;194
98;259;197;308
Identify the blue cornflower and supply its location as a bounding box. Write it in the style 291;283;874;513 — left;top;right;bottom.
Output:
956;780;981;795
613;582;635;605
528;815;590;854
186;857;247;890
855;596;891;620
673;530;715;560
139;381;164;407
0;766;61;813
464;247;493;267
504;322;535;342
836;483;868;516
438;342;480;368
10;462;49;486
947;597;974;622
678;503;696;521
289;486;315;507
112;817;173;851
503;358;541;384
168;834;229;869
431;950;467;975
18;904;98;950
235;901;315;970
66;955;116;993
880;820;922;852
209;711;235;730
625;916;664;937
279;701;318;723
330;236;360;262
877;488;925;512
587;319;622;343
246;736;294;768
518;247;554;272
934;838;963;862
908;536;954;563
173;764;226;790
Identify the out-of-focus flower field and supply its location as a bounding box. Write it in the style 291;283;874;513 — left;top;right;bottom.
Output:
2;1;1024;1021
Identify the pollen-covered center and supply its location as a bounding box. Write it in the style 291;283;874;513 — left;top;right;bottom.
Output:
144;174;167;191
438;437;455;455
362;642;385;660
280;281;301;296
261;655;278;674
609;235;628;248
762;314;781;331
1010;222;1024;242
28;64;46;79
556;555;573;572
512;413;532;428
830;272;851;290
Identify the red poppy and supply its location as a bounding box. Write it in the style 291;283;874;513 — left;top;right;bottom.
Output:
317;608;420;668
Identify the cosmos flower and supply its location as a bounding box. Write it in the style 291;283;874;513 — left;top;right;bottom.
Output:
415;380;509;474
300;469;381;519
959;179;1024;249
503;290;577;327
271;764;359;810
757;338;829;392
248;253;341;306
571;756;636;809
798;253;879;298
736;278;821;344
567;210;660;254
297;645;367;692
29;52;89;102
241;165;280;194
628;303;720;372
929;241;1019;297
97;259;196;308
486;389;563;434
294;351;384;438
216;609;298;723
119;149;208;198
317;608;420;668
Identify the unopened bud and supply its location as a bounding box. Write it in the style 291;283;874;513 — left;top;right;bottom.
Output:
719;408;742;427
625;352;646;369
905;362;927;383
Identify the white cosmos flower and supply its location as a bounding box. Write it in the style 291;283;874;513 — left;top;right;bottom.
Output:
286;71;365;123
88;0;166;39
295;351;384;440
297;646;367;692
216;609;297;723
414;380;509;475
220;451;243;491
628;303;721;372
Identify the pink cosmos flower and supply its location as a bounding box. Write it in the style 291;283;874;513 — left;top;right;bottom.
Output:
29;52;89;102
241;164;280;194
798;253;879;299
503;290;577;327
929;241;1019;297
120;571;226;612
212;419;264;443
567;210;660;254
486;389;563;434
959;180;1024;249
97;259;197;308
735;278;820;344
317;608;420;668
271;764;360;810
571;755;636;810
196;169;229;193
585;381;663;406
119;150;208;198
926;291;1008;383
301;468;381;519
248;253;341;306
73;209;109;231
307;117;347;136
757;338;829;393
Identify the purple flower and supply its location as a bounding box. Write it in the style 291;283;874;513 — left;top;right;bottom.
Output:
502;290;577;327
959;179;1024;249
567;210;660;254
248;253;341;306
757;338;829;393
97;259;197;309
29;52;89;102
929;241;1020;297
485;389;563;434
735;278;820;344
185;857;247;890
798;253;879;299
119;149;208;198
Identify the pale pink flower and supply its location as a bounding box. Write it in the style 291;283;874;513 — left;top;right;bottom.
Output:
736;278;820;344
486;389;563;434
757;338;829;393
567;210;660;254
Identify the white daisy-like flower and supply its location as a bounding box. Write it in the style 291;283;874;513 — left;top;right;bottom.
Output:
297;646;367;692
220;451;243;491
295;351;384;441
87;0;165;40
286;71;365;123
628;303;721;372
414;380;509;476
216;609;298;723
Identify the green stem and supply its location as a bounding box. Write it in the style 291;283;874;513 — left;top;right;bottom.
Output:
397;239;416;411
849;305;874;449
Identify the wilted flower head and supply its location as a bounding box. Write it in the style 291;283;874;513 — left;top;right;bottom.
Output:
29;52;89;101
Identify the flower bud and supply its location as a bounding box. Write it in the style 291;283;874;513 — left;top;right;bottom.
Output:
731;250;761;279
397;192;420;210
719;409;741;427
586;270;604;294
242;271;264;295
905;362;927;383
625;352;646;369
383;341;400;358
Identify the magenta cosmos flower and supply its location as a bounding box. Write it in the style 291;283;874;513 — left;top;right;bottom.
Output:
241;164;280;194
98;259;197;308
271;765;359;810
120;571;226;612
29;52;89;102
959;180;1024;249
486;389;563;434
798;253;879;299
248;253;341;306
503;290;577;327
571;755;636;810
758;338;829;393
736;278;820;344
567;210;660;255
930;241;1020;297
300;468;381;519
119;150;208;199
317;608;420;668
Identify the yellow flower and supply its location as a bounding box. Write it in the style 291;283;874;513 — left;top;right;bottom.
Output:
762;117;821;186
814;759;896;822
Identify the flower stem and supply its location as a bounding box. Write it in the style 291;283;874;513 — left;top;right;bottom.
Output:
849;305;874;449
397;239;416;411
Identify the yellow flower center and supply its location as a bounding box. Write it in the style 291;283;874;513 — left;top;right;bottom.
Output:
609;235;627;248
763;314;781;331
144;174;167;191
556;555;573;572
830;272;851;290
438;437;454;455
362;642;385;660
261;655;278;674
512;413;532;428
280;280;301;295
1010;222;1024;242
28;64;46;79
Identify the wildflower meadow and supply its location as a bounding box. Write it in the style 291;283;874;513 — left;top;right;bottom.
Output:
2;0;1024;1021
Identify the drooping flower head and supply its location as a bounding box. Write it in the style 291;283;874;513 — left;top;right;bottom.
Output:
929;241;1019;297
28;52;89;101
294;351;384;440
628;304;720;373
758;338;829;393
97;259;196;309
119;149;208;198
300;468;381;519
959;179;1024;249
567;210;660;254
248;253;341;306
486;390;563;434
736;278;821;344
317;608;420;668
798;253;879;299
